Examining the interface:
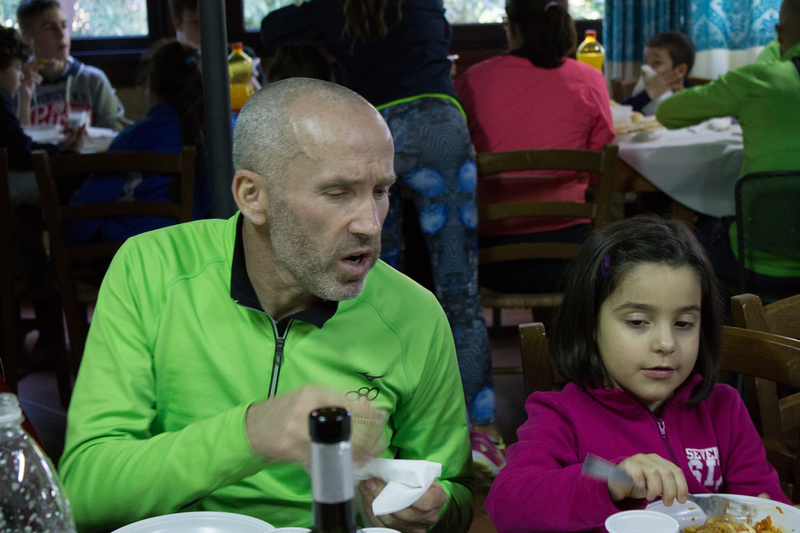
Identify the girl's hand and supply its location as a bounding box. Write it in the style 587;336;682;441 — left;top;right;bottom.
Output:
609;454;688;506
58;125;87;153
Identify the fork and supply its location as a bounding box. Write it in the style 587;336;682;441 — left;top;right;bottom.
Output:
685;494;748;520
582;454;746;519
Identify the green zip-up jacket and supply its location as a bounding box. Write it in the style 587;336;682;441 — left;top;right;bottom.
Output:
657;42;800;278
59;214;473;532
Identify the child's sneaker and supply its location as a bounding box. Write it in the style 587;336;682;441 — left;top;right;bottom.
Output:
471;431;507;479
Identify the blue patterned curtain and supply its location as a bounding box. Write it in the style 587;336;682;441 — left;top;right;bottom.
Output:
603;0;691;80
690;0;780;77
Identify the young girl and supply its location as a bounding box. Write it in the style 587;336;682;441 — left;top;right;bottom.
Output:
485;215;790;532
67;40;210;246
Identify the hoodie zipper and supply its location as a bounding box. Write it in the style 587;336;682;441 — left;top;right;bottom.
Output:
654;416;679;465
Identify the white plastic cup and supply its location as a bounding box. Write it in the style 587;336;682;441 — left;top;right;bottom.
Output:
271;529;311;532
611;105;634;124
605;510;679;533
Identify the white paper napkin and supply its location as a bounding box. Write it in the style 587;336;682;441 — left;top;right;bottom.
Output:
354;458;442;516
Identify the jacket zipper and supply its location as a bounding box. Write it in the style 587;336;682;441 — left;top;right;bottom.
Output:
267;319;292;398
655;416;680;465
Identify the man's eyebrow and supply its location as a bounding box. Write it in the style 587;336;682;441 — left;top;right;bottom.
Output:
614;302;701;313
319;175;397;188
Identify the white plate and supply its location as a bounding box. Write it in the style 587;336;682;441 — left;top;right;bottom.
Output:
647;494;800;531
111;511;276;533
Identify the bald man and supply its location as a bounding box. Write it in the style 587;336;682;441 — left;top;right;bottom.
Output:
59;79;473;533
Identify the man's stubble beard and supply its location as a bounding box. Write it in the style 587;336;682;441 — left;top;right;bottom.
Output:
267;194;380;302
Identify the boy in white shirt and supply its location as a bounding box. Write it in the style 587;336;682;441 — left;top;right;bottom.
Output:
621;32;695;116
15;0;125;131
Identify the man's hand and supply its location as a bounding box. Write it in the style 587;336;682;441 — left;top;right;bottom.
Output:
609;454;688;506
644;69;683;99
359;478;446;533
245;385;385;464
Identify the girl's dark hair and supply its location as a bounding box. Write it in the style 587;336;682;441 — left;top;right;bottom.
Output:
342;0;402;44
506;0;576;68
145;40;204;160
0;26;31;71
551;215;723;404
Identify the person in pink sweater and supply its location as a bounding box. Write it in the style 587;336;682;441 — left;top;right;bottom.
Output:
454;0;614;294
485;215;790;532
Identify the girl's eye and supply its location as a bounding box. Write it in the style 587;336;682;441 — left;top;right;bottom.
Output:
675;321;696;329
626;319;647;327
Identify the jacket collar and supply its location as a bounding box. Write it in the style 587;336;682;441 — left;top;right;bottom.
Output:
584;373;703;417
229;213;338;330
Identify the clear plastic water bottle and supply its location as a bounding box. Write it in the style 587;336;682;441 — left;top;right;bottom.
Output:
0;393;76;533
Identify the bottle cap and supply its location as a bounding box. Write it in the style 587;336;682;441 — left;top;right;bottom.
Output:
232;42;243;52
309;407;351;444
0;393;25;425
585;29;597;38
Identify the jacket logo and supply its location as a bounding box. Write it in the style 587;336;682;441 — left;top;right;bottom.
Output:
357;371;385;381
346;387;379;403
686;447;723;489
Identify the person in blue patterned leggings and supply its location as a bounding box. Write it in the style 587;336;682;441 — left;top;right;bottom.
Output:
378;96;503;475
260;0;505;479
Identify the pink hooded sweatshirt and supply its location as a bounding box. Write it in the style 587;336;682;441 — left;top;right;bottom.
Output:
485;374;789;532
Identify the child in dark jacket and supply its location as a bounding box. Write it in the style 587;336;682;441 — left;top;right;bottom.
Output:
485;215;789;533
67;40;210;246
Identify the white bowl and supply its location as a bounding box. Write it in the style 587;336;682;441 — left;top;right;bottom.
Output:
111;511;275;532
605;510;679;533
647;494;800;531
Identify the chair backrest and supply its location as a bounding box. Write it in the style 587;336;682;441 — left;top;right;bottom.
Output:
735;170;800;294
732;293;800;340
475;144;618;267
718;325;800;502
31;147;196;371
518;322;564;397
731;293;800;469
610;79;639;102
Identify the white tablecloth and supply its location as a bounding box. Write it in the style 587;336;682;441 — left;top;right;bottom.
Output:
616;122;744;218
23;125;118;153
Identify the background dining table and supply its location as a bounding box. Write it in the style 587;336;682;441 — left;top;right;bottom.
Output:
614;120;744;226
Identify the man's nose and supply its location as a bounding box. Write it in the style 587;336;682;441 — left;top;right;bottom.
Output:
350;197;382;237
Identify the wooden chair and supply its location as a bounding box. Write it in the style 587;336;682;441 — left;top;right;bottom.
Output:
517;322;564;397
476;144;618;330
610;77;712;102
31;147;196;375
0;148;72;405
718;325;800;503
731;293;800;500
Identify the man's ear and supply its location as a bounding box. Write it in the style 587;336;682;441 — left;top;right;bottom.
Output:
232;170;268;226
674;63;689;79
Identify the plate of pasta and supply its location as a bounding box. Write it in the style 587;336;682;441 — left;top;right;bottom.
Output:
647;495;799;532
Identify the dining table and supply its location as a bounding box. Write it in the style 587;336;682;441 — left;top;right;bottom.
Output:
614;120;744;226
